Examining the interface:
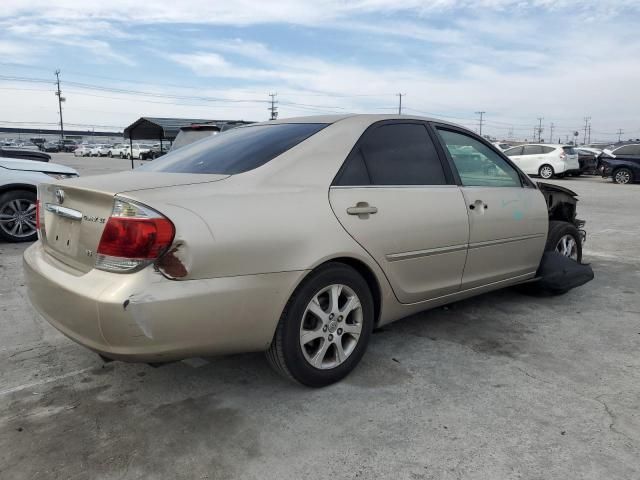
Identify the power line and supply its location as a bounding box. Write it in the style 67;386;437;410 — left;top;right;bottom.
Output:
396;93;406;115
583;116;591;145
536;117;544;142
54;69;65;141
268;92;278;120
475;111;486;136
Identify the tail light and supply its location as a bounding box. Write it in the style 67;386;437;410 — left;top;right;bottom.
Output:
95;197;175;273
35;199;42;236
560;152;567;160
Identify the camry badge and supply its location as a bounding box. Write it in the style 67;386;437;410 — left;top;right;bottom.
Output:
55;188;65;204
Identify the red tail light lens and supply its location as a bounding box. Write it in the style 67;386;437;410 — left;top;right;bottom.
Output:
98;217;174;258
95;198;175;272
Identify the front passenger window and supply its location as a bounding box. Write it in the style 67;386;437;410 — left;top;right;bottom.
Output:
436;129;522;187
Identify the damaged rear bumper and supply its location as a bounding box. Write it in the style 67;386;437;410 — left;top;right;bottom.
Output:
23;242;306;363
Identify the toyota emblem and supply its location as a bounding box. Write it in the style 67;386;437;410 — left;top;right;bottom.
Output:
55;188;65;204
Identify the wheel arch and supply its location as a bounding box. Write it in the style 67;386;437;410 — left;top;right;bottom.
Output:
0;183;37;196
302;256;383;327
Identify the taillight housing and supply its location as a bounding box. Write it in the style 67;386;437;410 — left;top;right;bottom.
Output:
36;190;45;239
559;152;567;160
95;197;175;273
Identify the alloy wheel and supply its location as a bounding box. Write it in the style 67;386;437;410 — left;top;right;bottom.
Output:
299;284;363;370
555;234;578;260
614;170;631;184
540;166;553;179
0;198;37;239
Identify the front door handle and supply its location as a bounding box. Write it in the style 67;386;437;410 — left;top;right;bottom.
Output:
469;201;488;211
347;202;378;219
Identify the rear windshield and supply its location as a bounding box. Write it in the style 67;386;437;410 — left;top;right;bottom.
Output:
170;129;220;151
562;146;577;155
141;123;328;174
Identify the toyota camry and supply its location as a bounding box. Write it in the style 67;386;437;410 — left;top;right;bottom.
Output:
24;115;589;387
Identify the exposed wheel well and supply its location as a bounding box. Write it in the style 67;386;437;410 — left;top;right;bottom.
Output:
314;257;382;327
0;184;36;196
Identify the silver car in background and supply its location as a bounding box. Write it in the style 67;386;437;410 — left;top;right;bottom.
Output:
1;158;78;242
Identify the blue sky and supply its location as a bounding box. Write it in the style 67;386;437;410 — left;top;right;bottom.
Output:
1;0;639;141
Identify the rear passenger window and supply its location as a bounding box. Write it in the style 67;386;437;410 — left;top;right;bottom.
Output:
504;146;523;156
336;148;370;185
541;146;555;154
522;145;543;155
334;123;447;186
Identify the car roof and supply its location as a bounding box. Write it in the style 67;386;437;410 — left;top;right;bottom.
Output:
244;113;465;130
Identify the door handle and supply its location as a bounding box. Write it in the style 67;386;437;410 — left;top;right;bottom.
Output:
347;202;378;218
469;201;488;211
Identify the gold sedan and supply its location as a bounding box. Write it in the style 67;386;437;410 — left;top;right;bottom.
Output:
25;114;566;387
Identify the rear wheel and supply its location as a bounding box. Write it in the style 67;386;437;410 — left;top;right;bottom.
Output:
545;221;582;263
539;164;554;179
0;190;37;242
267;262;374;387
613;168;633;184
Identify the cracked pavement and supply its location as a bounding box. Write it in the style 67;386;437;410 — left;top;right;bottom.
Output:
0;154;638;479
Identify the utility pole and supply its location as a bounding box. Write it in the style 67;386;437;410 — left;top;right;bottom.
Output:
54;69;65;141
536;117;543;142
587;123;591;144
396;93;406;115
583;116;591;145
475;111;486;137
508;127;513;140
617;129;623;142
268;92;278;120
549;122;554;144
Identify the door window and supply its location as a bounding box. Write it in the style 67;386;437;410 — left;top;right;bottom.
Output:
522;145;543;155
334;123;447;186
436;128;522;187
541;146;555;154
504;146;523;156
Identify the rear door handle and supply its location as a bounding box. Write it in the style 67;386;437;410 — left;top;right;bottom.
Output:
347;202;378;218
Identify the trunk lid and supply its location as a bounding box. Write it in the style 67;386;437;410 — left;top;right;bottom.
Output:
40;171;228;272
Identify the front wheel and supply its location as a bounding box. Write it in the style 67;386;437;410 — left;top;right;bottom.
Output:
545;221;582;263
539;164;554;179
267;263;374;387
613;168;633;184
0;190;37;242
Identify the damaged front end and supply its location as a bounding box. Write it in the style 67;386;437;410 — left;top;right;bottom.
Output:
537;182;586;244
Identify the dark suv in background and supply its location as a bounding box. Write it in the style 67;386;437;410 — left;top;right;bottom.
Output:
600;143;640;184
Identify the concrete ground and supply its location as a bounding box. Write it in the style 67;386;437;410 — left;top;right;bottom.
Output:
1;153;638;479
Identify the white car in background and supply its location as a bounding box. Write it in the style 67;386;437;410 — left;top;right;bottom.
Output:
89;144;112;157
492;142;512;151
504;144;580;179
107;144;128;158
0;158;78;242
126;143;153;159
74;145;92;157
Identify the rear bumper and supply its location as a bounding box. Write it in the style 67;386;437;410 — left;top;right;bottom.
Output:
24;242;305;362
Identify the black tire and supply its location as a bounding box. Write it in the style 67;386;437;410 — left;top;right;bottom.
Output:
107;151;112;158
266;262;374;387
612;167;633;185
538;164;554;179
0;190;37;243
545;221;582;263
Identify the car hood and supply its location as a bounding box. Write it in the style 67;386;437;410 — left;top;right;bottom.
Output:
0;158;78;174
